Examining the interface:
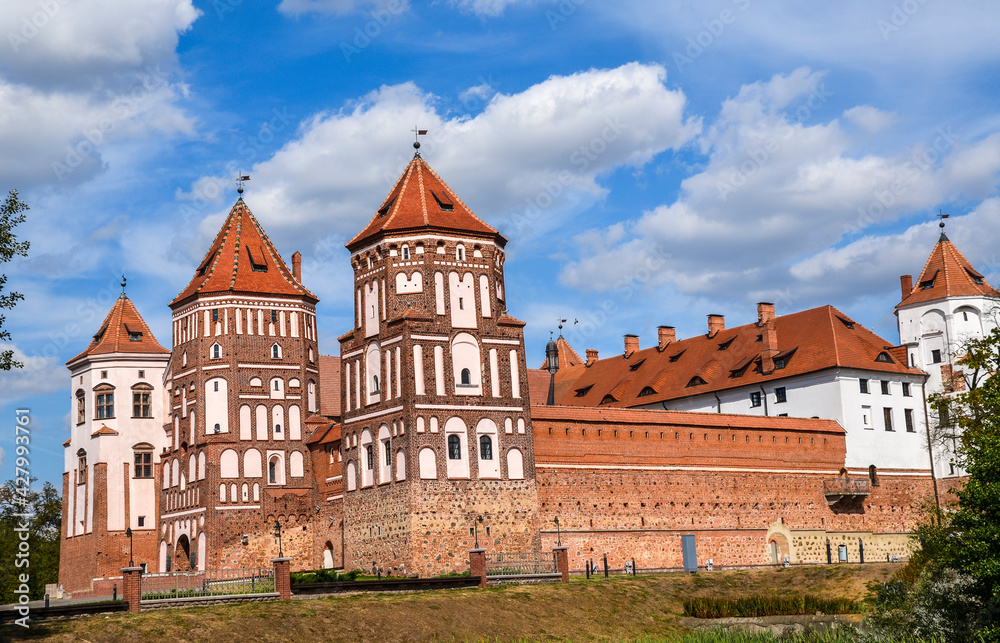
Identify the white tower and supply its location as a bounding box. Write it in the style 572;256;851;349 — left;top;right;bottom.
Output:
895;226;1000;476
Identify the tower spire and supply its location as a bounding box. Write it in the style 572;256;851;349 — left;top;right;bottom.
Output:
937;211;950;242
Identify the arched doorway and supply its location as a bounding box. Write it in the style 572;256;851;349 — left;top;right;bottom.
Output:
173;535;193;571
323;541;335;569
768;533;790;565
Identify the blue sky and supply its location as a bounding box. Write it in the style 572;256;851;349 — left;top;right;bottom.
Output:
3;0;1000;488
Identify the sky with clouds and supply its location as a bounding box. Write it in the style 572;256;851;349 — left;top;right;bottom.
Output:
2;0;1000;487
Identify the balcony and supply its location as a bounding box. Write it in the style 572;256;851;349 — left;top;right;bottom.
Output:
823;478;871;507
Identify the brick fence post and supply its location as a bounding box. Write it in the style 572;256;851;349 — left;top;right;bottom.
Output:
468;548;487;588
271;557;292;600
552;546;570;583
121;566;143;613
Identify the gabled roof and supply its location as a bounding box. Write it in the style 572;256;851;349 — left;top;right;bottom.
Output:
898;233;1000;307
346;155;504;250
171;198;317;307
551;305;924;409
67;294;169;365
538;336;583;370
91;425;119;437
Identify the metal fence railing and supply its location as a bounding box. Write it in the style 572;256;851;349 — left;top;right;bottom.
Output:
485;551;558;577
141;567;275;600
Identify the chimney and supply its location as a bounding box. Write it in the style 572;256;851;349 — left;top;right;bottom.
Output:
292;251;302;283
707;314;725;337
624;334;639;356
657;326;676;350
900;274;913;299
757;302;775;325
585;349;599;366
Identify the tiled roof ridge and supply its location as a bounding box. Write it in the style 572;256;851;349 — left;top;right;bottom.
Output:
416;159;429;226
384;160;416;231
826;306;842;366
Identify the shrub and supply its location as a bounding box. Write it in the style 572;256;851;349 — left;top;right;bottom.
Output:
682;595;860;619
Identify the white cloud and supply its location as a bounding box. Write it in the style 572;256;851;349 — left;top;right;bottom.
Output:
0;344;65;407
558;68;1000;311
450;0;535;17
843;106;897;134
180;62;698;249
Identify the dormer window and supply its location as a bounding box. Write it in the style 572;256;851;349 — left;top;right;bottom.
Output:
965;268;984;285
629;359;646;372
575;385;593;397
430;190;454;211
246;247;268;273
599;394;617;405
638;386;656;397
875;352;894;363
837;316;855;330
125;324;142;342
93;325;107;345
718;337;735;351
686;376;706;387
378;196;396;218
669;349;686;363
919;271;938;290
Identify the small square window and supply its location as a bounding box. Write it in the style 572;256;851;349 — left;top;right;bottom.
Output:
881;381;890;395
749;392;761;407
101;370;108;379
138;370;145;379
931;349;942;364
775;387;787;403
137;516;145;527
859;379;869;394
902;382;911;397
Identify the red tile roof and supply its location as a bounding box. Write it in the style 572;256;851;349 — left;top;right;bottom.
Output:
171;198;317;307
346;155;504;250
527;368;551;402
306;421;341;446
318;355;342;419
897;233;1000;307
551;305;923;409
91;425;119;436
67;295;169;365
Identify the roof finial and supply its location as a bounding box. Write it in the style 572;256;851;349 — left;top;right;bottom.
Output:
236;173;250;196
120;274;127;298
412;127;427;157
937;210;950;241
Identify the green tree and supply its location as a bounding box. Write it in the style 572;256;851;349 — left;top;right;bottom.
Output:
0;189;30;370
0;478;62;602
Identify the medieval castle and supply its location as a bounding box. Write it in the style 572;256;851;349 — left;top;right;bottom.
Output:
58;149;997;596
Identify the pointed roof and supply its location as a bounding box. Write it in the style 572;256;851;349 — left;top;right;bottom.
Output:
549;305;923;409
897;233;1000;307
347;155;504;250
538;336;584;370
171;198;317;307
67;294;170;364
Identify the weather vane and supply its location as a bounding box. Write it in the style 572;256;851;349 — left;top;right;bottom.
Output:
237;173;250;195
412;127;428;154
937;210;950;230
121;274;126;295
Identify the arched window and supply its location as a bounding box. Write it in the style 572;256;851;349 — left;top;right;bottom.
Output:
214;423;221;433
94;384;115;419
268;457;278;484
373;375;380;394
456;244;465;261
479;435;493;460
448;434;461;460
271;343;281;359
220;449;238;478
869;465;879;486
347;461;357;491
418;448;437;479
133;443;153;478
507;448;524;480
461;368;471;385
402;245;410;261
76;389;86;424
396;449;406;481
212;343;221;359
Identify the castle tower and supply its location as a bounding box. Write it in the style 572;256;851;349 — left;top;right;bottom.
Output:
896;225;1000;476
61;288;170;595
160;197;322;572
339;152;540;576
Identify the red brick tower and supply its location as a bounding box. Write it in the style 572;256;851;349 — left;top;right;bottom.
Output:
159;197;323;572
340;151;540;576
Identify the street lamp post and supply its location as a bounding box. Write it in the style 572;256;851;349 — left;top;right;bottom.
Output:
273;520;283;558
125;527;134;567
473;515;484;549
